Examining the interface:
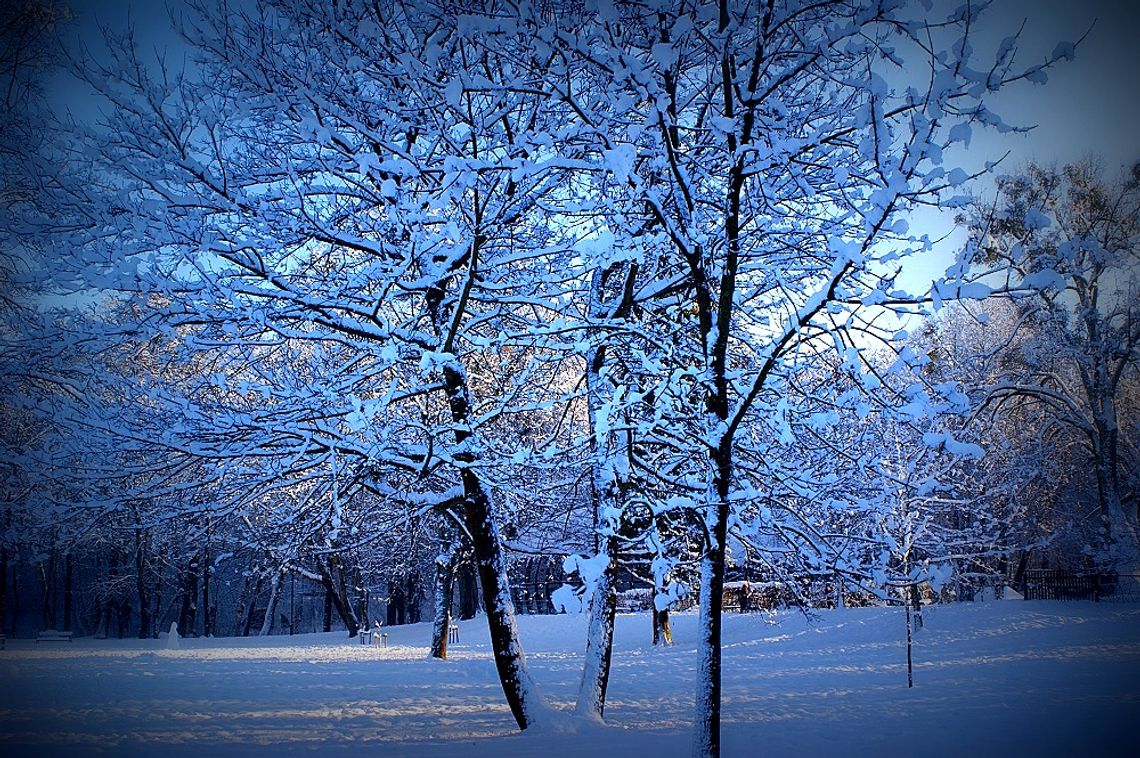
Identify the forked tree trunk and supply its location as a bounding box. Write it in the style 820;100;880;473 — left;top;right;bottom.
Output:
316;556;360;636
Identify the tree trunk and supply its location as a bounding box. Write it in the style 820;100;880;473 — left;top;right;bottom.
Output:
98;550;118;639
433;263;541;728
201;544;213;638
335;556;362;633
387;577;404;625
258;570;281;636
116;595;130;639
63;552;73;632
693;448;732;758
405;571;420;624
0;545;7;635
178;554;199;637
316;556;360;636
135;530;151;638
575;540;618;720
459;467;541;730
653;607;673;646
239;572;263;637
324;584;333;632
39;555;55;630
9;561;19;636
458;561;479;620
430;540;458;659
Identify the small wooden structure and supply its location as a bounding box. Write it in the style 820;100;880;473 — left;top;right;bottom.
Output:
37;630;73;643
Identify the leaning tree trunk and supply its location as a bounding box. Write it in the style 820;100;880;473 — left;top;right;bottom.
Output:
316;555;360;637
575;295;634;719
576;539;619;720
429;540;459;659
441;360;543;730
258;569;281;636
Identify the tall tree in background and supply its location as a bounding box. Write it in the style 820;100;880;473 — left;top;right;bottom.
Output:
964;161;1140;575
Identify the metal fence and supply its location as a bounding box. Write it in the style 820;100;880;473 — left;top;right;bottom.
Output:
1021;570;1140;603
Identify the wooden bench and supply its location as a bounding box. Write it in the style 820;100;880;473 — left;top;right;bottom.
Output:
37;630;73;644
448;624;459;644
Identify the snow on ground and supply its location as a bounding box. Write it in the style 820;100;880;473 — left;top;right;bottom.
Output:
1;601;1138;757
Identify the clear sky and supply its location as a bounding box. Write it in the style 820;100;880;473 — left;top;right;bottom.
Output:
51;0;1140;291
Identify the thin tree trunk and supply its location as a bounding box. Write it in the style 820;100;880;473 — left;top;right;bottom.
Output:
40;555;55;630
0;545;7;635
99;550;118;638
202;543;212;638
258;570;281;636
63;552;73;632
135;530;151;638
9;562;19;636
324;584;333;632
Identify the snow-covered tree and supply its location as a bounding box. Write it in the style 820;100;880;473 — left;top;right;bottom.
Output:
520;1;1069;753
962;161;1140;578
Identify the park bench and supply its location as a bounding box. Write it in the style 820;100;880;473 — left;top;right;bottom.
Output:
448;624;459;644
37;630;73;643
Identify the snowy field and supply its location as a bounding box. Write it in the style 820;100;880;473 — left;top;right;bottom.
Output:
1;601;1138;757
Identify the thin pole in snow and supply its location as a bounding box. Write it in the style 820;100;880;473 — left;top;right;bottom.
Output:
905;598;913;688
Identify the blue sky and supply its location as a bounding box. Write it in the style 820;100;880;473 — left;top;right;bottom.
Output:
51;0;1139;291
